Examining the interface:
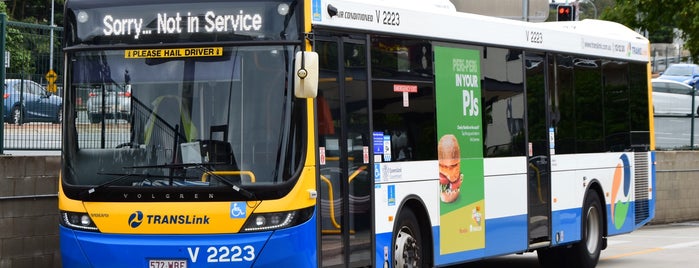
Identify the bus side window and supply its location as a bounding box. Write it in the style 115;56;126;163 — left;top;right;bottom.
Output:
390;130;412;161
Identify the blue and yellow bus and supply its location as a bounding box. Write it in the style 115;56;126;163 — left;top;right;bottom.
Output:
59;0;655;267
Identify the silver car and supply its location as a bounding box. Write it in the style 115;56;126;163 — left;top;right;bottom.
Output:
85;85;131;123
652;78;699;116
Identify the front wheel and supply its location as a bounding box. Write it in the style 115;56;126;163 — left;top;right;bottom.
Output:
393;209;428;268
52;106;63;124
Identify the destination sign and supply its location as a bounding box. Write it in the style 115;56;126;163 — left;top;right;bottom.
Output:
103;11;262;40
66;1;301;46
125;47;223;59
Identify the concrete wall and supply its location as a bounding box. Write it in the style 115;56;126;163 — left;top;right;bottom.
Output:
653;151;699;224
0;152;697;267
0;156;61;268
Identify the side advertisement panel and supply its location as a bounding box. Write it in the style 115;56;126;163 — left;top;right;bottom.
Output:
434;46;485;255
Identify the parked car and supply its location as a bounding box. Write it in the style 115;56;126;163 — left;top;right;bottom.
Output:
652;78;699;116
86;85;131;123
658;63;699;84
3;79;63;125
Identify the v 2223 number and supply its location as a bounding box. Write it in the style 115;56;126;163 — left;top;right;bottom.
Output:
382;11;400;26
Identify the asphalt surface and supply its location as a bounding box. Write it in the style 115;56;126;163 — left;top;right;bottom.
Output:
450;222;699;268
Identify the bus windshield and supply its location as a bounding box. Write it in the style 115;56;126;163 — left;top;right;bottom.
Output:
63;45;303;194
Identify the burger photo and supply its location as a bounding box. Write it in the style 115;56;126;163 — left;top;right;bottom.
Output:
438;134;463;203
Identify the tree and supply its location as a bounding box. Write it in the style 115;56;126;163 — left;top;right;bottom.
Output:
577;0;616;20
1;0;63;77
600;0;699;61
6;0;64;26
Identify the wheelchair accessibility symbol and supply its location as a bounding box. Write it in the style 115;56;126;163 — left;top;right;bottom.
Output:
230;202;246;218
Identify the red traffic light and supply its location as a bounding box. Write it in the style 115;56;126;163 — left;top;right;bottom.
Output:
558;6;570;15
557;5;574;21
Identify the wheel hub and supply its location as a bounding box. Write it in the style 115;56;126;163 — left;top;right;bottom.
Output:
394;227;421;268
585;205;600;253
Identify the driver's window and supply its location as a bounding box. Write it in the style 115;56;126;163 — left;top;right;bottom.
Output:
190;81;233;141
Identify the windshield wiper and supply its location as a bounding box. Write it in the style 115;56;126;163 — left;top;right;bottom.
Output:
190;164;255;199
81;172;167;198
126;162;227;169
126;162;255;199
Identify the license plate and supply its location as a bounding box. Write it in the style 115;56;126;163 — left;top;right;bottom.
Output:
149;259;187;268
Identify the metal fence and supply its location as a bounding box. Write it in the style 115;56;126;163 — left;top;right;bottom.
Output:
0;16;63;152
650;44;693;74
0;16;695;152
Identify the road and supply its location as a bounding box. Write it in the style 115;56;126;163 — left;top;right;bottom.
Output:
450;222;699;268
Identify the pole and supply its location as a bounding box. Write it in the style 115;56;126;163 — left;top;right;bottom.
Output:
585;0;598;19
522;0;529;21
49;0;55;72
691;83;696;150
0;14;5;154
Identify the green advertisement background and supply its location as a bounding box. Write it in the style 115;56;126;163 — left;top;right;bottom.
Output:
434;46;485;254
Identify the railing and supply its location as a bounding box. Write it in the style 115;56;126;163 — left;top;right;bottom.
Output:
650;45;692;74
0;18;64;152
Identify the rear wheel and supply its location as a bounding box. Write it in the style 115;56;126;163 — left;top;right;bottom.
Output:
572;191;604;268
538;190;603;268
393;209;428;268
11;106;22;125
89;114;102;124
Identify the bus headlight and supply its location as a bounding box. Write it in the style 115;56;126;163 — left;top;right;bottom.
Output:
241;206;313;232
61;211;99;232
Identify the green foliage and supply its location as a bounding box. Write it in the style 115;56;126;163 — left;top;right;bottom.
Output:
649;26;675;43
6;0;64;25
6;27;35;75
0;0;63;80
601;0;699;61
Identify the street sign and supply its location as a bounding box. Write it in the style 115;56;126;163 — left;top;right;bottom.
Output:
46;69;58;84
46;69;58;93
4;51;9;68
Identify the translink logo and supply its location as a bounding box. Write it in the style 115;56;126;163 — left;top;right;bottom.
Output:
128;211;143;228
128;211;210;228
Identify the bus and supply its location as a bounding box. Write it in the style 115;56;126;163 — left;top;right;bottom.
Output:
58;0;655;267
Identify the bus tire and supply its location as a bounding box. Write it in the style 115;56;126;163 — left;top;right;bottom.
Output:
570;190;603;268
393;208;427;268
538;190;603;268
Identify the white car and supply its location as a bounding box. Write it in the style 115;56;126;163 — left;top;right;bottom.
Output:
85;85;131;123
652;78;699;116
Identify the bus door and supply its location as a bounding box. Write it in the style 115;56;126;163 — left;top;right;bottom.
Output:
524;51;552;247
315;33;373;267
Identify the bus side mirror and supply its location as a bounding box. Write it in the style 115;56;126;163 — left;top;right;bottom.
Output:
294;51;319;98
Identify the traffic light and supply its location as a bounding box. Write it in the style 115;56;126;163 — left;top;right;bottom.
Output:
557;5;575;21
